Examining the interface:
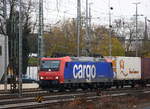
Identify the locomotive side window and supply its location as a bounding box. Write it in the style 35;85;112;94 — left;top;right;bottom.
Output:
40;60;60;71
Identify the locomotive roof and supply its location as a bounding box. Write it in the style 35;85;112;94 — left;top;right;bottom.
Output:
71;57;106;62
41;56;106;62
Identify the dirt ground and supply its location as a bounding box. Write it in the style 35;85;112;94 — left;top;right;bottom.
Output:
47;93;150;109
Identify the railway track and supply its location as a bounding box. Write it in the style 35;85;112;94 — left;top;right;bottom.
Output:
0;88;42;94
0;86;145;99
0;87;150;109
0;86;149;98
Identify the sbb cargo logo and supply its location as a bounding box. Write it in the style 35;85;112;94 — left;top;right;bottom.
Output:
73;64;96;81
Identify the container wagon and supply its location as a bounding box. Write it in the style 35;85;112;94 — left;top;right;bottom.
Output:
105;56;142;88
114;57;141;88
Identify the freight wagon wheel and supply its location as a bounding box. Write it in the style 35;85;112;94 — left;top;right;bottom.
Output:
141;83;146;87
140;81;146;87
131;84;135;88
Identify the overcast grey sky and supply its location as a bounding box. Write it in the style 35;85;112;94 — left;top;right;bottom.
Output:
41;0;150;26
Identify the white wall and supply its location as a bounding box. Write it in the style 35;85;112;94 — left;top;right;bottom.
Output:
0;35;8;81
26;66;38;80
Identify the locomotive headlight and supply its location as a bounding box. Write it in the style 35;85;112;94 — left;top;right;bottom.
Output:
55;76;59;79
40;77;44;80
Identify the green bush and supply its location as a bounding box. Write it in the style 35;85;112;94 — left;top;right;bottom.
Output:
28;57;39;66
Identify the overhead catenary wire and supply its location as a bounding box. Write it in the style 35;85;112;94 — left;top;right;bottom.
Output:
37;0;150;26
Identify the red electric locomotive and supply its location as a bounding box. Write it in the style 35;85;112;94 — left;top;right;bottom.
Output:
38;56;113;89
39;56;71;88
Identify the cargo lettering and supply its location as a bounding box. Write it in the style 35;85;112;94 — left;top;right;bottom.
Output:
73;64;96;81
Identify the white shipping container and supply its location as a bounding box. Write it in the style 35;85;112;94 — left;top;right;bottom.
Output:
0;35;8;81
115;57;141;80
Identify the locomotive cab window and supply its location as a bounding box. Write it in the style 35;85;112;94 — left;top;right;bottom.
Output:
40;60;60;71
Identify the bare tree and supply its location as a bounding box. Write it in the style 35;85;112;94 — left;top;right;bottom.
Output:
0;0;37;75
113;17;146;56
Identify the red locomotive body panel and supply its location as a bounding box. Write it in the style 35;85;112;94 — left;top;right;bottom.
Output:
39;56;71;84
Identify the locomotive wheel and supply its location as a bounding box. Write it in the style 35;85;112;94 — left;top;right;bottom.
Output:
39;84;46;89
58;85;65;92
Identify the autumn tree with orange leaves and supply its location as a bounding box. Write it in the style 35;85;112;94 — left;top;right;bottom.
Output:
44;19;125;57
